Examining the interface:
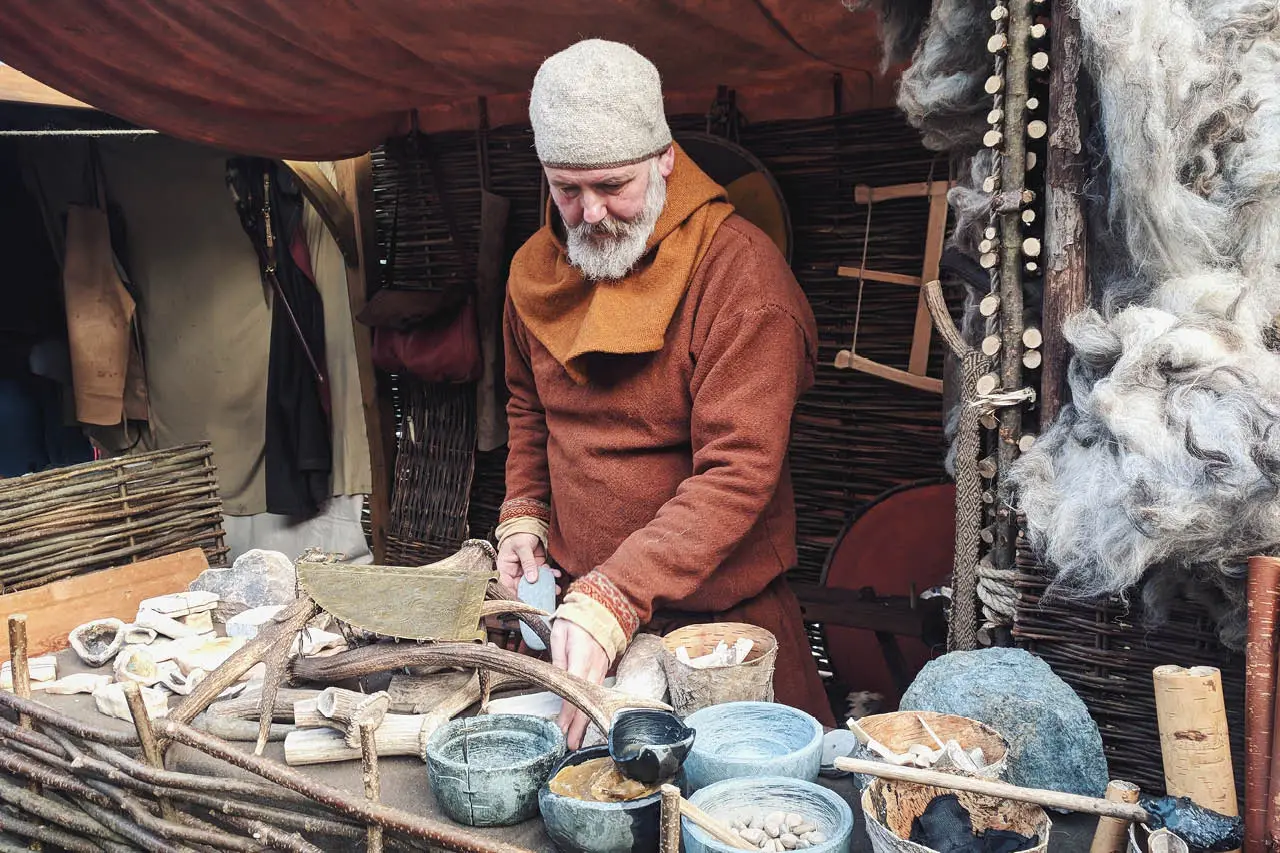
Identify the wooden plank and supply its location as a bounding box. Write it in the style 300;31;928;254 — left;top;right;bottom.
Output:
789;582;923;637
836;266;923;287
282;161;361;269
0;65;94;110
0;549;208;658
907;188;950;376
834;351;944;394
1041;0;1089;422
333;154;390;564
854;181;953;205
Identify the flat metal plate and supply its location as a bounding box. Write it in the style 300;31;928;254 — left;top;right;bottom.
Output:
298;562;494;641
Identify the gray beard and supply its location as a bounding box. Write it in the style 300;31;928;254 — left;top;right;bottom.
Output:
566;159;666;281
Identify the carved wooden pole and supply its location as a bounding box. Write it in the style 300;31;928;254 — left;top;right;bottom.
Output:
1040;0;1089;422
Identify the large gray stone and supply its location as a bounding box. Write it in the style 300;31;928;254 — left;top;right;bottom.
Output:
899;647;1108;797
188;549;297;620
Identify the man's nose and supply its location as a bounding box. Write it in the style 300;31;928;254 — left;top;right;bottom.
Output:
582;194;608;225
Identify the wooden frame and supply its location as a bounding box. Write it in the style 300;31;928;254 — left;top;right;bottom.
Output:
833;180;953;394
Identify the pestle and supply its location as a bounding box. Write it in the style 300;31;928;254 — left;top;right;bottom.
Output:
518;566;555;652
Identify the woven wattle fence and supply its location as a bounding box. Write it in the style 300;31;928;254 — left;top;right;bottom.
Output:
371;109;954;579
1013;534;1246;799
0;442;228;591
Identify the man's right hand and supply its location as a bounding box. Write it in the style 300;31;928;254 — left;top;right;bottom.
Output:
496;532;548;595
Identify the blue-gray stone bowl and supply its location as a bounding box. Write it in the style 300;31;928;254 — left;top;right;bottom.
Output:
426;714;564;827
608;709;695;784
539;745;685;853
683;702;823;791
684;776;853;853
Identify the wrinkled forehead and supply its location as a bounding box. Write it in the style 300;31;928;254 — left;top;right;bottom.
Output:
543;161;646;190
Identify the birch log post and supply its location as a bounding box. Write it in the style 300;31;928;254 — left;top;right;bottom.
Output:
1246;556;1280;853
1152;666;1239;832
1089;780;1142;853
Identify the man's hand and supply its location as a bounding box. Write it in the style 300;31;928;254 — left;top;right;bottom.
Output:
496;532;547;595
551;617;610;749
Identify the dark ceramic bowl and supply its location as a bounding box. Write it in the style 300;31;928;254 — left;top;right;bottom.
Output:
539;745;686;853
608;709;695;784
426;714;564;827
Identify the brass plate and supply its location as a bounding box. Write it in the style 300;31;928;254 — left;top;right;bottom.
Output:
298;562;494;641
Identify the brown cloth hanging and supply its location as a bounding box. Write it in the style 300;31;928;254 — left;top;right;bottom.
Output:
61;204;148;426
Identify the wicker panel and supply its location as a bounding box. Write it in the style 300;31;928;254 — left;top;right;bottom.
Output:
0;442;228;590
1013;535;1246;799
385;381;477;564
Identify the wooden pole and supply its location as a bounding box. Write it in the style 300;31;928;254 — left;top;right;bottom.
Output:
1153;666;1239;826
660;784;682;853
992;0;1032;581
7;615;32;729
833;757;1149;823
333;154;390;564
1040;0;1089;422
1089;780;1142;853
360;720;383;853
1247;557;1280;853
121;681;178;822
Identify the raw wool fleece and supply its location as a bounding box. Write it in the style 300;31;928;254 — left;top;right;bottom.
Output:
1008;0;1280;648
894;0;992;153
842;0;934;72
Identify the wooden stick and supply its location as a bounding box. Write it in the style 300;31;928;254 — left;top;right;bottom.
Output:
7;615;32;729
1153;666;1239;827
660;784;682;853
832;757;1150;823
360;720;383;853
1090;780;1142;853
1248;556;1280;853
122;681;178;822
676;795;755;850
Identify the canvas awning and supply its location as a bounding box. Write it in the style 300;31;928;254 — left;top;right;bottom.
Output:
0;1;888;160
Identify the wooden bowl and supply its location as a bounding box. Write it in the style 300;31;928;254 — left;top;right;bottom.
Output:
861;778;1050;853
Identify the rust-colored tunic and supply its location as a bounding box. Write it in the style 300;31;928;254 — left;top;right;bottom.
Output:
503;214;833;725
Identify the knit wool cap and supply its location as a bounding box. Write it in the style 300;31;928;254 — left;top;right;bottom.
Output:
530;39;673;170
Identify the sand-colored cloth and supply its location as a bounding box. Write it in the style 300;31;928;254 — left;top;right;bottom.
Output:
503;176;830;721
507;144;733;384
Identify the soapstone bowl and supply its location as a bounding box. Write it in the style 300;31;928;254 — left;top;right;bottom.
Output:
426;714;564;827
539;745;687;853
685;776;853;853
683;701;823;791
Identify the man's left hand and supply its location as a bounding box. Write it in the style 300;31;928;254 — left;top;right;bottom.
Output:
550;617;610;749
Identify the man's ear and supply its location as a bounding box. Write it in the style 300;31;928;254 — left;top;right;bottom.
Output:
658;145;676;179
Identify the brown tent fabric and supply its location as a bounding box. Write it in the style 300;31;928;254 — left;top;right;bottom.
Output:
0;1;886;159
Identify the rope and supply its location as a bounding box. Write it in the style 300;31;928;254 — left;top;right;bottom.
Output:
849;196;874;355
0;128;159;137
948;348;992;652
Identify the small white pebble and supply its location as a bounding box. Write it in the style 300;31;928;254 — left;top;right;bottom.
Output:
806;831;827;845
742;828;766;845
749;814;764;830
765;822;781;839
797;841;811;850
780;833;799;849
766;811;786;826
795;823;816;835
786;813;803;829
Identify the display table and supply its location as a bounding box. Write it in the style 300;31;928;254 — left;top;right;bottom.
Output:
31;648;1097;852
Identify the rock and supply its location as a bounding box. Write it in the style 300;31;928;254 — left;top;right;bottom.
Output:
139;591;219;618
135;609;206;640
226;605;286;639
161;667;207;696
35;673;112;695
1;655;57;689
899;647;1108;797
181;610;214;634
189;549;297;620
175;636;246;675
786;814;803;829
93;682;168;722
780;833;799;849
69;619;126;667
114;646;163;686
123;625;158;645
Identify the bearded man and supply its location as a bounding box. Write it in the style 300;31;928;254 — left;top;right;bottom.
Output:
496;39;834;746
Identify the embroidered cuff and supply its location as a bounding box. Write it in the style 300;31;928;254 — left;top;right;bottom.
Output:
569;570;641;643
496;498;551;549
495;515;549;550
555;592;629;664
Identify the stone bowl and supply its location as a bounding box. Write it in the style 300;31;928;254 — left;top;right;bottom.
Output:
425;714;564;827
683;701;823;791
684;776;853;853
539;745;682;853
